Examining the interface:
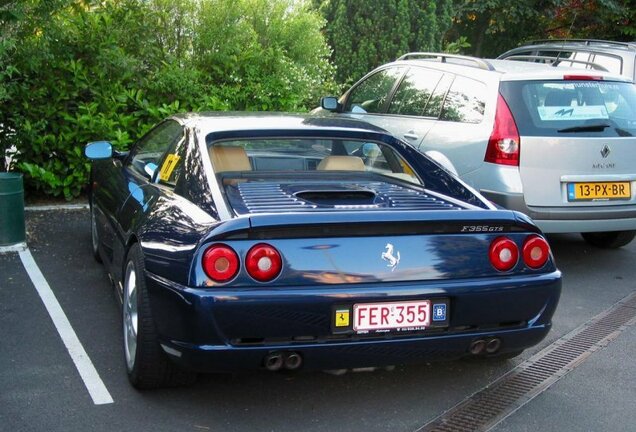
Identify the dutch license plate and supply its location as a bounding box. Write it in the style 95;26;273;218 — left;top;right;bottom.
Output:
353;300;431;332
567;182;631;201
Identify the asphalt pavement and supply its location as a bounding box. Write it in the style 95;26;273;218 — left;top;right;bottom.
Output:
0;207;634;432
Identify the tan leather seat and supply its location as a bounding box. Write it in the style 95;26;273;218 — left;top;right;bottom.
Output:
209;146;251;172
317;155;365;171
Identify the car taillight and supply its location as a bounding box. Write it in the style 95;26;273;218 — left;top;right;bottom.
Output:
489;237;519;271
564;74;603;81
202;244;239;282
246;243;282;282
522;235;550;269
485;94;520;166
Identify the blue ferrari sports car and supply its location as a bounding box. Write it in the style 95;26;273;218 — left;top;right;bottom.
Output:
85;113;561;389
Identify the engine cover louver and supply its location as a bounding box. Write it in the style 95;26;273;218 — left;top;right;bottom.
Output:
227;181;462;215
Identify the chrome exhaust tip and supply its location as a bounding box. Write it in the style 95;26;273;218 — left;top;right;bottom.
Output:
486;338;502;354
469;339;486;355
284;352;302;370
264;352;284;371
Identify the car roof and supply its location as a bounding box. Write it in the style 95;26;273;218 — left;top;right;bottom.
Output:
171;112;391;135
501;39;636;54
389;55;630;82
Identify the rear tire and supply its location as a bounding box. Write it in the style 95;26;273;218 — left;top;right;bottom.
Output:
581;230;636;249
123;243;196;389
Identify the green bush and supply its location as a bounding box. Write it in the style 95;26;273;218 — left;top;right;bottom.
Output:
0;0;337;199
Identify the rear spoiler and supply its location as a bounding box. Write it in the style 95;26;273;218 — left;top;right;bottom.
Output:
203;210;541;241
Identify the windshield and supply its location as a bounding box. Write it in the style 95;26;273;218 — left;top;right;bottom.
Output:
500;80;636;137
206;137;422;185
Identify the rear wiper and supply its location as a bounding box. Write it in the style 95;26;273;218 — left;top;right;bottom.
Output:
557;123;610;133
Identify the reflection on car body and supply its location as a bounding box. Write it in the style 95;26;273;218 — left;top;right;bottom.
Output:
85;113;561;389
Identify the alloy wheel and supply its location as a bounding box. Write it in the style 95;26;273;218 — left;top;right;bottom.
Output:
123;261;139;371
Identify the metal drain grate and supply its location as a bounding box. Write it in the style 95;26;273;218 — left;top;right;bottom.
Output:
416;291;636;432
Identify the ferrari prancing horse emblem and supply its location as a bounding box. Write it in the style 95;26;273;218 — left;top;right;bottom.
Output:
381;243;401;271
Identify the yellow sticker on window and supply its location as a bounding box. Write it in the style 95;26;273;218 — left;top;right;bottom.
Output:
400;160;415;176
335;309;350;327
159;154;181;182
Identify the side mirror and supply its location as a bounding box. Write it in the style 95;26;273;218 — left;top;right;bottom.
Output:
320;96;340;112
84;141;113;160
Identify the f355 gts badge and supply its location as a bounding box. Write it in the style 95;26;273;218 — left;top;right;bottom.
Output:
381;243;401;271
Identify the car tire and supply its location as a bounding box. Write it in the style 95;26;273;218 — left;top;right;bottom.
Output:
123;243;197;389
90;204;102;263
581;230;636;249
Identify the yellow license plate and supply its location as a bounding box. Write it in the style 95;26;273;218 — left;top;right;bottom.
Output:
567;182;631;201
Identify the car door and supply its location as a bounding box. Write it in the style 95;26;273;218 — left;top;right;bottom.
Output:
108;120;185;279
419;74;493;177
342;65;447;147
384;66;447;147
341;66;408;132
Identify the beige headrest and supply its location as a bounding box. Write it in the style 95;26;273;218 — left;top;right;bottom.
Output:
317;155;365;171
209;146;251;172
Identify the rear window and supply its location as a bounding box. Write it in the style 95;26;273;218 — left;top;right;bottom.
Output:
207;138;422;185
500;80;636;137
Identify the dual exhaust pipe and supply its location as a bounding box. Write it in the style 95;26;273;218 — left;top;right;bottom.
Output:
469;337;502;355
263;351;303;371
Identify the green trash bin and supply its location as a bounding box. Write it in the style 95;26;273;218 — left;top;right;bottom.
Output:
0;172;26;246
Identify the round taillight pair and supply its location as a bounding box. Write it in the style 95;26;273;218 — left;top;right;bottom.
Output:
489;235;550;271
202;243;282;283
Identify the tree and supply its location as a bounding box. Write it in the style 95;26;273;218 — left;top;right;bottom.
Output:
447;0;635;58
547;0;635;40
315;0;453;85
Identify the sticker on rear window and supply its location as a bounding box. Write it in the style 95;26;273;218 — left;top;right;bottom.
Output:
537;106;609;121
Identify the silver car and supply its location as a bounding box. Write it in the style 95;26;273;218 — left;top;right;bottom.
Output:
319;53;636;248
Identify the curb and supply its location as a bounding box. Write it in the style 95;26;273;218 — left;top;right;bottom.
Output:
25;203;89;211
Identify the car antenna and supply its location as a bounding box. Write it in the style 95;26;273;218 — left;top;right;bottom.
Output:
554;11;578;67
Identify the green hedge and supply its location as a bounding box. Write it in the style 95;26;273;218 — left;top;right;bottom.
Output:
0;0;337;199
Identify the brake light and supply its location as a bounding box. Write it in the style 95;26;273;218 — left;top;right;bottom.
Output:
485;94;520;166
564;75;603;81
522;235;550;269
202;244;239;282
489;237;519;272
246;243;282;282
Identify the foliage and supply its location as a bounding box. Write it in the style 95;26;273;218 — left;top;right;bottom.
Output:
314;0;453;85
0;0;336;198
447;0;635;58
547;0;635;40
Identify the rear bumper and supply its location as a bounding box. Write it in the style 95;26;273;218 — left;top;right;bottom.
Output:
145;270;561;373
481;190;636;233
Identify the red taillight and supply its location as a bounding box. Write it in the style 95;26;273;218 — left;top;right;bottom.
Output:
485;94;520;166
564;74;603;81
202;244;239;282
522;235;550;269
489;237;519;271
246;243;282;282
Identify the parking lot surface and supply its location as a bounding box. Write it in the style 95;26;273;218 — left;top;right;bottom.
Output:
1;208;635;431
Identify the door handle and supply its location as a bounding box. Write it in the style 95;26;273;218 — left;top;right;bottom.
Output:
403;132;419;140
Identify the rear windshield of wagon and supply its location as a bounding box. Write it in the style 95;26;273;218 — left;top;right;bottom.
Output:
500;80;636;137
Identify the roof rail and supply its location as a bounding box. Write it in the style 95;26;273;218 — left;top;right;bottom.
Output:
527;39;636;51
504;55;609;72
396;52;495;71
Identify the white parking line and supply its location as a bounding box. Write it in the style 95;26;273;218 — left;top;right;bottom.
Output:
18;248;114;405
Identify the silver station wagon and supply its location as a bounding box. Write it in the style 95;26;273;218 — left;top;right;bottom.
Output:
319;53;636;248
